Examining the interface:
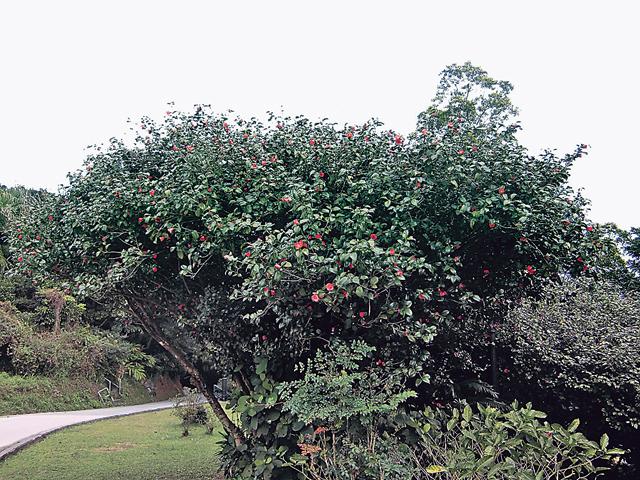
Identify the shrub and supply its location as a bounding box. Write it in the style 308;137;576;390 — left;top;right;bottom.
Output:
281;340;418;480
410;403;622;480
0;301;155;379
498;279;640;477
279;341;619;480
173;387;208;436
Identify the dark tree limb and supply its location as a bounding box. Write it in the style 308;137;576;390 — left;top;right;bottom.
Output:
126;298;244;446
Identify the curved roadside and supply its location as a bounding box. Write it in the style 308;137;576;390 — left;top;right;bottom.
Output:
0;400;174;460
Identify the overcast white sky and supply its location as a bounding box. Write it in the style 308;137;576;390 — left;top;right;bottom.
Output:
1;1;638;229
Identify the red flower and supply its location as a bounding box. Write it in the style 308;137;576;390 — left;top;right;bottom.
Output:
269;289;276;297
244;251;251;257
396;270;404;277
421;128;428;135
223;121;229;131
138;217;144;223
159;236;166;242
346;132;353;139
309;138;315;146
152;253;158;259
293;219;299;225
503;368;510;374
275;263;282;270
167;227;175;234
261;160;267;166
17;256;23;262
251;163;257;169
498;186;505;194
459;283;465;289
583;264;589;272
457;149;464;155
319;171;325;178
294;240;307;250
370;233;378;240
281;196;292;203
577;257;583;263
171;145;179;151
311;293;320;302
261;335;268;341
525;265;536;275
447;122;454;128
342;290;349;298
152;266;158;273
359;311;366;318
376;359;385;366
394;135;402;145
488;222;496;229
483;268;490;277
185;145;194;152
48;215;54;221
314;233;322;240
149;189;155;196
418;293;426;301
325;282;334;291
438;289;447;297
389;248;395;255
586;225;593;232
471;145;478;152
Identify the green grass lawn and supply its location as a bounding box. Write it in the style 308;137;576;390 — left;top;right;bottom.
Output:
0;409;225;480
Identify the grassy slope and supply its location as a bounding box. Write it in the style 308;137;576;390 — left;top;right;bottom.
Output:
0;409;224;480
0;373;152;416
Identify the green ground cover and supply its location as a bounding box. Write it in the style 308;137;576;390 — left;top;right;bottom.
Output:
0;372;152;416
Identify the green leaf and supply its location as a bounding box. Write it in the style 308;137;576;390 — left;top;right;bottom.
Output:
463;404;472;422
600;433;609;450
256;358;267;375
568;418;580;432
425;465;447;474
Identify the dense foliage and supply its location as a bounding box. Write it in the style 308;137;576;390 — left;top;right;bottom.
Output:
0;300;155;379
9;64;620;477
498;279;640;477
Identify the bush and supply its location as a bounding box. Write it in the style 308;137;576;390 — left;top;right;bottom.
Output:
410;403;622;480
0;301;155;379
498;279;640;477
173;387;209;436
278;341;620;480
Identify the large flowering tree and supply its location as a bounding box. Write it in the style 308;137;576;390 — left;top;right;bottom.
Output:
10;64;604;474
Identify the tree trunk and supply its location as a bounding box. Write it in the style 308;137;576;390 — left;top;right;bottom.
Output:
127;299;244;446
233;371;251;395
53;304;62;335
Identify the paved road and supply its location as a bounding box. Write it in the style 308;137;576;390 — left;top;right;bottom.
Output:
0;400;174;459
